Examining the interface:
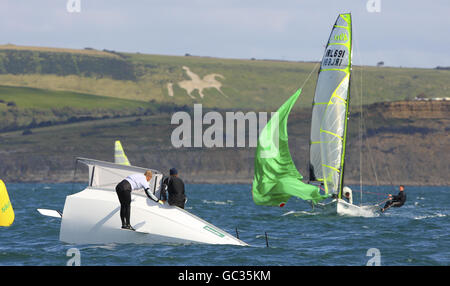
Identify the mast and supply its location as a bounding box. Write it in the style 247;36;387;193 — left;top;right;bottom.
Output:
337;14;352;199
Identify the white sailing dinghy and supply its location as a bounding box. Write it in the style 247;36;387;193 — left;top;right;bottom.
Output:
252;13;378;217
38;156;247;245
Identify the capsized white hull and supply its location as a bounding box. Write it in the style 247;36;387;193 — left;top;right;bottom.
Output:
59;187;247;246
316;199;379;217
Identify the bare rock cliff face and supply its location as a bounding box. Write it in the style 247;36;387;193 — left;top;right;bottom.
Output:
367;100;450;119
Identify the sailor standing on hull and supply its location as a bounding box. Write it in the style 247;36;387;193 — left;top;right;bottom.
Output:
116;170;163;231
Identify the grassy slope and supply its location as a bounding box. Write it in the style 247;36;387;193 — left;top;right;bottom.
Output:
0;85;161;131
0;45;449;112
0;85;148;110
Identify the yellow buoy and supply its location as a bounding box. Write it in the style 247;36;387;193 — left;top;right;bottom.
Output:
0;179;14;227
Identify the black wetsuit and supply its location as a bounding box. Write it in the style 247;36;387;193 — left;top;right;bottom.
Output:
383;191;406;209
161;176;186;209
116;180;132;227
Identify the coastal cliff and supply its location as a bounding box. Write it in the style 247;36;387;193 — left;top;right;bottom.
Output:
0;100;447;186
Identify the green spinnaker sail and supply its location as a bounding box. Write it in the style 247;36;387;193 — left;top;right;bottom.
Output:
252;89;329;206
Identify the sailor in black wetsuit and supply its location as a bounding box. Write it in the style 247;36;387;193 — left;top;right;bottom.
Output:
381;185;407;212
161;168;186;209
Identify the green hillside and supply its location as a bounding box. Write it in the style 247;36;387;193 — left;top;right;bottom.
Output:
0;45;449;112
0;85;162;131
0;85;146;109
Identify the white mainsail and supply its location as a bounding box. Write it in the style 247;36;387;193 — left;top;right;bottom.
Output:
309;13;352;197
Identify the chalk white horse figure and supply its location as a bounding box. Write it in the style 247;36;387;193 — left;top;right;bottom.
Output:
177;66;227;99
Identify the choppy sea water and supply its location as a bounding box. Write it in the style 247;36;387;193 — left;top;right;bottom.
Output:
0;183;448;266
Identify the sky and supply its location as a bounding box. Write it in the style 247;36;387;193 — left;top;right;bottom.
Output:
0;0;449;68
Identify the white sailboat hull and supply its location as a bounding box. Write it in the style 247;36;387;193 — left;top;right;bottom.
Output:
59;188;247;246
316;199;379;217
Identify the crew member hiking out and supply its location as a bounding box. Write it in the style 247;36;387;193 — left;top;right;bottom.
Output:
161;168;186;209
116;170;163;230
381;185;407;212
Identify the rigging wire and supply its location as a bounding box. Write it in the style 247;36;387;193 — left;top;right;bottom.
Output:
361;113;380;186
354;38;365;206
353;39;396;195
354;39;392;204
362;109;397;194
380;150;396;191
299;61;321;91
